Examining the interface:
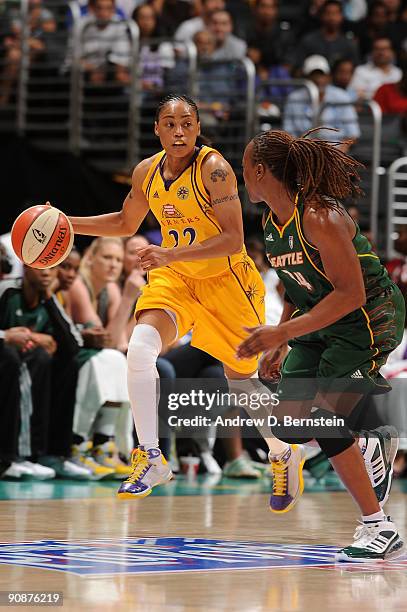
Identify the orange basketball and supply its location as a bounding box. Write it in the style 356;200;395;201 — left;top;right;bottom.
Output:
11;205;74;269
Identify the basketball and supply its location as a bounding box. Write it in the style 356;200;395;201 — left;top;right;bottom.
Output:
11;204;74;269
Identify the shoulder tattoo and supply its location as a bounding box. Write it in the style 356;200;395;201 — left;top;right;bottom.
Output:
210;168;228;182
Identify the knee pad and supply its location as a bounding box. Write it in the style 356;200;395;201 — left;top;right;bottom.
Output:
269;427;314;446
316;436;355;458
127;324;162;372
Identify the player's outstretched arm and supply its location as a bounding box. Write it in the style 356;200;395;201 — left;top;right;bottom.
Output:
68;159;151;237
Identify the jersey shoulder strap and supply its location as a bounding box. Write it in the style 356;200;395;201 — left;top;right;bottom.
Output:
141;151;166;197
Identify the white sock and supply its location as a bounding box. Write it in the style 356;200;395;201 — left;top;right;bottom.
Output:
127;324;162;450
362;510;386;523
250;371;289;456
227;372;289;456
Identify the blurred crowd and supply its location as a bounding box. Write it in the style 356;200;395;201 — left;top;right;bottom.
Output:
3;0;407;142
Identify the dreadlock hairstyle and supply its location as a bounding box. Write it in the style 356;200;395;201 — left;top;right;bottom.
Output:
155;94;211;146
251;127;364;209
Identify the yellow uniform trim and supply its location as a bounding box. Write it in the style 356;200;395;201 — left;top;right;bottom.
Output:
360;306;380;373
358;254;380;259
270;210;296;239
269;194;299;239
294;210;334;286
142;151;166;196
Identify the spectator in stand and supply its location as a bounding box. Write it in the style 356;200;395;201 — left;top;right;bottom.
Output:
374;59;407;114
191;29;237;133
352;1;391;60
222;0;252;38
296;0;363;33
283;54;360;141
166;28;237;136
149;0;192;38
331;57;359;100
207;9;246;61
350;36;402;100
75;0;133;18
296;0;359;68
175;0;225;42
245;0;296;71
382;0;402;23
0;266;86;480
296;0;328;37
66;238;138;477
132;3;175;153
132;3;174;97
0;0;57;106
387;2;407;53
65;0;132;85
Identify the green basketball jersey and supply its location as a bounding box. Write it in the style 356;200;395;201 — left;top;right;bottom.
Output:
263;198;391;313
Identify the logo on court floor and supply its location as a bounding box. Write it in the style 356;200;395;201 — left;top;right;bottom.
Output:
0;538;406;576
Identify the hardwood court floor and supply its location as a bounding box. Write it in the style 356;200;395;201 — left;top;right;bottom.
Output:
0;477;406;612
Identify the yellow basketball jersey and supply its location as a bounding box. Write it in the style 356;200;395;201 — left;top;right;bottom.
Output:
142;145;247;279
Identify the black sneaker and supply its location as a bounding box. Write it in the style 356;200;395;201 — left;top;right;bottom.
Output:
358;426;398;507
335;516;405;562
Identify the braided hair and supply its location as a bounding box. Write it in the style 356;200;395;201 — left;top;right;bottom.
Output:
251;128;364;208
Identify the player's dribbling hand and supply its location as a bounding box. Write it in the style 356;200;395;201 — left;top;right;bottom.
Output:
135;245;173;271
236;325;289;359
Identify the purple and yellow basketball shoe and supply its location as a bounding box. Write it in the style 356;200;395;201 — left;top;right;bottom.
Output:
117;448;173;499
269;444;306;513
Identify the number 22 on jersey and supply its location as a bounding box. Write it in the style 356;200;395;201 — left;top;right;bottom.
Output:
168;227;197;247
